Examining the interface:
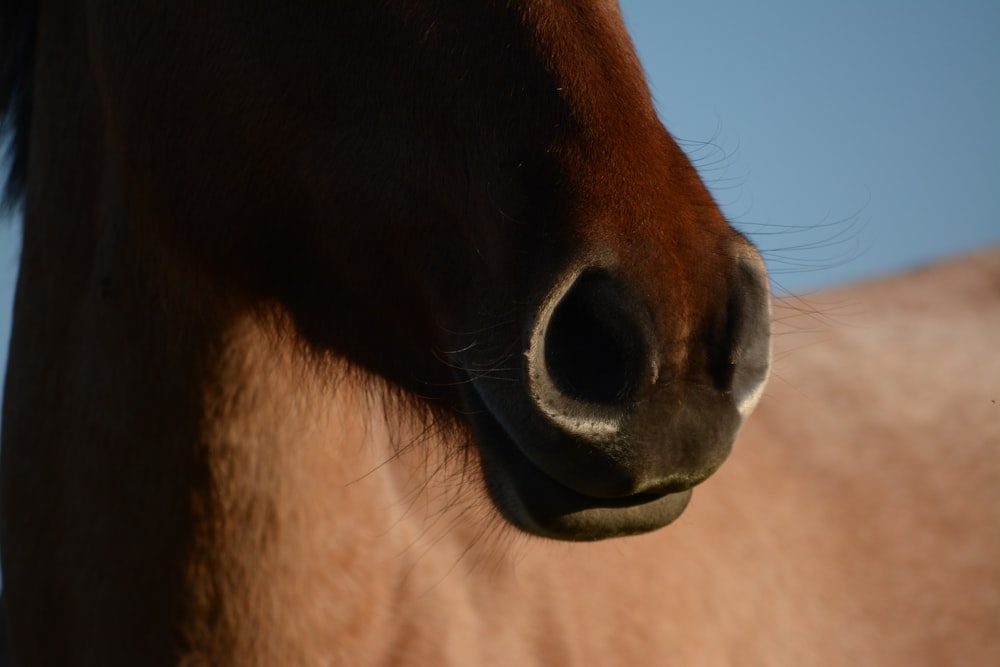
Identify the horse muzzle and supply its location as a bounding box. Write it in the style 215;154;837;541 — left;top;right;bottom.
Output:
455;242;771;540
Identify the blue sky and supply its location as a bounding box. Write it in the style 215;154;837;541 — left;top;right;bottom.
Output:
1;1;999;420
619;0;1000;295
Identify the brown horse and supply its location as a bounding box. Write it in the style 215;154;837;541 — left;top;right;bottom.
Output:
1;1;996;665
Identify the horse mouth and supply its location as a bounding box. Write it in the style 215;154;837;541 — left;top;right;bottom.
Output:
458;377;696;541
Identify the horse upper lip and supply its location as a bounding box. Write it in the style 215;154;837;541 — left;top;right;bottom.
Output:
456;365;695;502
465;388;696;539
460;368;621;496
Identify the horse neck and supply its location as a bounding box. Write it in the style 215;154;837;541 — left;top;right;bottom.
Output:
179;315;437;663
5;12;481;664
14;173;463;662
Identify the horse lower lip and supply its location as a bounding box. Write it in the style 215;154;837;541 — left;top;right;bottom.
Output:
492;450;695;540
558;486;691;512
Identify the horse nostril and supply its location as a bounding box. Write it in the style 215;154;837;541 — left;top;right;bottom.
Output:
726;244;772;418
542;271;650;406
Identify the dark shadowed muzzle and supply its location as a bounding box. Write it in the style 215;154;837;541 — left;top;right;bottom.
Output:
455;241;771;540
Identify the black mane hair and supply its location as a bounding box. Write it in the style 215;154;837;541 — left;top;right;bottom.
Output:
0;0;36;207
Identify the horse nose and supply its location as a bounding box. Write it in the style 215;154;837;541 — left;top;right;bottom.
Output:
727;241;772;419
527;243;771;426
519;246;770;500
541;270;654;407
526;268;656;442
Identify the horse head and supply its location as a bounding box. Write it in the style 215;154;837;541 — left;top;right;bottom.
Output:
72;1;769;540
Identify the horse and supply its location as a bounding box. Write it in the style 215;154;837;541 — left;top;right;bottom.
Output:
1;1;997;665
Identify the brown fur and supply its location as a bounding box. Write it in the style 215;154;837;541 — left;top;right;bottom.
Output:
1;1;997;664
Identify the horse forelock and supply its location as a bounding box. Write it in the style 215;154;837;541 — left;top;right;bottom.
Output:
0;0;35;208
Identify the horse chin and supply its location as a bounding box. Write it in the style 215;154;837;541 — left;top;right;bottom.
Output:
458;379;698;541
